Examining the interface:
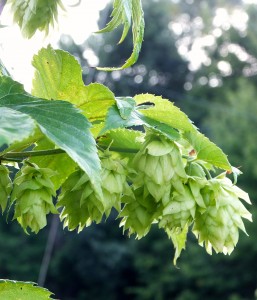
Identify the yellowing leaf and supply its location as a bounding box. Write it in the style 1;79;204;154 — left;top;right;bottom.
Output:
0;280;55;300
32;46;115;124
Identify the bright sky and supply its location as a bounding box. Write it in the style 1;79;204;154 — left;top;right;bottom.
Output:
0;0;256;91
0;0;110;91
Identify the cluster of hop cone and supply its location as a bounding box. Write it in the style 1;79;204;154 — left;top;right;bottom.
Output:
0;131;252;257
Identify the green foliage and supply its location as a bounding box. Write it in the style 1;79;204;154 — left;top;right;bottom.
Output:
32;46;115;136
0;280;55;299
0;43;251;261
0;75;101;191
0;0;254;298
97;0;144;70
0;108;35;146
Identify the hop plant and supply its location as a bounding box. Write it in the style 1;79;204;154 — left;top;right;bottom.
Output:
57;169;105;232
119;186;161;239
11;164;57;233
9;0;63;38
193;174;252;255
101;155;128;216
133;133;187;202
0;165;12;213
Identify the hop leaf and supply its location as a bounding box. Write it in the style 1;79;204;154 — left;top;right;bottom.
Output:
11;164;57;233
193;175;252;255
0;165;12;213
9;0;63;38
57;170;105;232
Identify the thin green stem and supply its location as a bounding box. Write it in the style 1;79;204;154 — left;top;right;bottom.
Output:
0;158;23;163
182;154;197;162
1;149;65;160
99;145;139;154
201;164;212;180
0;145;138;164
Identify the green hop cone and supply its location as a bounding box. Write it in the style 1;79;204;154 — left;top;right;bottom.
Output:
119;186;160;239
57;169;105;232
133;133;187;202
0;165;12;213
193;174;252;255
101;156;127;216
159;184;196;230
9;0;64;38
11;164;57;233
186;162;208;211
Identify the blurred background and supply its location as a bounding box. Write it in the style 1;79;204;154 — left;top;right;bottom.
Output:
1;0;257;299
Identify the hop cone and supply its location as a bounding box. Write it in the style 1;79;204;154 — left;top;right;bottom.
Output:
11;164;57;233
133;133;187;202
101;156;127;216
9;0;63;38
186;162;208;211
159;184;196;230
57;170;105;232
119;186;160;239
0;165;12;213
193;175;252;255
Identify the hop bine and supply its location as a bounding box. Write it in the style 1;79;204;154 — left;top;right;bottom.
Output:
11;164;57;233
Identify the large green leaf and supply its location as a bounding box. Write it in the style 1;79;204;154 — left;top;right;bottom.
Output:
0;280;55;300
99;128;143;151
0;108;35;147
32;46;115;123
115;97;136;119
32;46;86;103
98;128;144;160
134;94;195;132
184;130;231;171
0;76;101;188
100;103;180;140
97;0;144;70
0;128;43;155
